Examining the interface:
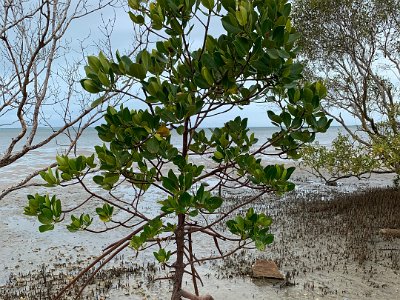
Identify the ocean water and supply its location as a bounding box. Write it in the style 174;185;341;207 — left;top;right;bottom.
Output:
0;125;348;171
0;125;347;152
0;125;349;187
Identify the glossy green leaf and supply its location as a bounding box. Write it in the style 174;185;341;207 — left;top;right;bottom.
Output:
39;224;54;233
201;0;214;10
221;16;242;34
88;56;102;72
220;0;235;10
129;12;145;24
80;79;102;94
201;67;214;85
236;6;247;26
129;63;147;80
91;96;105;108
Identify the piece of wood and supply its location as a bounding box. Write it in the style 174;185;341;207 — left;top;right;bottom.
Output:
180;289;214;300
379;228;400;238
252;259;285;280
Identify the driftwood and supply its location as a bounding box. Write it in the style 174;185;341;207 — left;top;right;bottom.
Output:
379;228;400;238
252;259;285;279
180;289;214;300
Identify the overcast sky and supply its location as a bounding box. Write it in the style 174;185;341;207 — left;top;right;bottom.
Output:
1;1;357;128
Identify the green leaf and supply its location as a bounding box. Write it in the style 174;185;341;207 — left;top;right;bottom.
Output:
316;81;327;98
201;67;214;85
128;0;140;9
54;199;62;217
267;110;282;124
153;248;171;263
170;18;183;34
236;6;247;26
146;137;160;154
220;0;235;10
255;240;266;251
205;196;223;212
38;213;52;225
91;96;105;108
162;177;179;192
96;204;114;222
193;75;210;89
189;210;199;217
303;88;313;102
39;224;54;233
287;32;300;44
98;51;110;72
98;72;110;87
272;26;285;46
201;0;214;10
277;49;290;59
176;125;185;135
233;38;249;57
130;235;143;250
266;49;280;59
128;12;145;24
139;50;151;70
104;173;120;185
285;167;295;179
283;3;291;17
151;14;163;30
214;151;224;160
281;112;291;128
262;233;274;245
221;16;242;34
93;175;104;185
129;63;147;80
80;79;102;94
88;56;102;72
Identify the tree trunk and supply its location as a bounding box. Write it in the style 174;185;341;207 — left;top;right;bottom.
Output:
171;213;186;300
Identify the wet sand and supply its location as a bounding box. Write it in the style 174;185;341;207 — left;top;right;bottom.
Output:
0;169;399;299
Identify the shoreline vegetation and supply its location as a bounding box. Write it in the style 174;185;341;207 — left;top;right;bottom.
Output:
1;173;399;299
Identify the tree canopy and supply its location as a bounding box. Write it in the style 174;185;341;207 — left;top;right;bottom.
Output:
293;0;400;182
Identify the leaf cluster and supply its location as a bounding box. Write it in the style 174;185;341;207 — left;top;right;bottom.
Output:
67;214;93;232
227;208;274;250
24;194;62;232
39;155;96;186
96;203;114;222
130;218;163;250
300;133;380;183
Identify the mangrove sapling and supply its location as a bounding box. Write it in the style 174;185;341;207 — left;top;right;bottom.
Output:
24;0;331;298
299;133;382;185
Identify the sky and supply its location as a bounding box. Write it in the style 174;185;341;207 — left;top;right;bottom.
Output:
0;0;357;128
66;2;278;128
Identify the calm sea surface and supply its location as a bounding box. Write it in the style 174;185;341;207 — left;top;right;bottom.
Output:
0;127;350;185
0;126;343;154
0;125;351;171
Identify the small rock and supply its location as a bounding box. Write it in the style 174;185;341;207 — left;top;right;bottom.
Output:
252;259;284;280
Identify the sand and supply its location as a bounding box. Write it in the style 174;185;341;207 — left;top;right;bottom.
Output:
0;167;399;299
